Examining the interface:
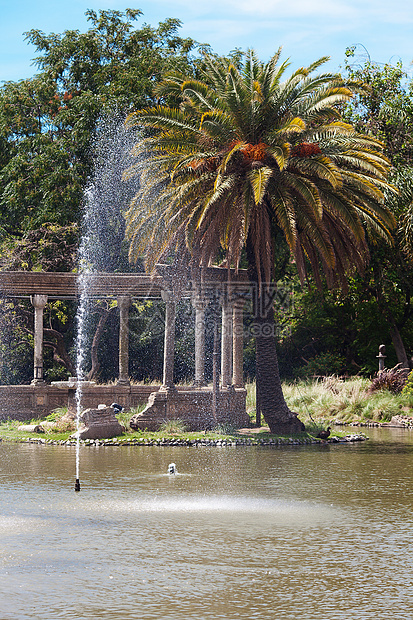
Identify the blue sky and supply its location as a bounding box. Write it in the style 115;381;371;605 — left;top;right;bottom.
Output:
1;0;413;82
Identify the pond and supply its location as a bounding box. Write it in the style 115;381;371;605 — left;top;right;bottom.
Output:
1;428;412;620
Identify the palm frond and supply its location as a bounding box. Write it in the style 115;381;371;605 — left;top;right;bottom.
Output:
248;166;274;205
124;48;395;291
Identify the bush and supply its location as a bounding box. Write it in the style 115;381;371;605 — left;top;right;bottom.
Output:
402;368;413;396
369;365;409;394
296;352;347;379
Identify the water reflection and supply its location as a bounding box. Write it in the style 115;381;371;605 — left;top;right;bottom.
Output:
1;428;412;619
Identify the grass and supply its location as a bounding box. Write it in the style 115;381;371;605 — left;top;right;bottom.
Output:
242;376;413;429
282;376;413;425
1;377;411;443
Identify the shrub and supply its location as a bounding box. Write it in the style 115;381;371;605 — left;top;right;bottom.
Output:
296;352;346;379
402;368;413;396
369;365;409;394
45;407;68;421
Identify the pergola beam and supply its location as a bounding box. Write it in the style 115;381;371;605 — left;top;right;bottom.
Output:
0;268;249;391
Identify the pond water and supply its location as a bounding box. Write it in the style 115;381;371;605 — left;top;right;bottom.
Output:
1;428;412;620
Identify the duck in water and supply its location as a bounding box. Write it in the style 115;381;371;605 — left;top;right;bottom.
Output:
168;463;177;475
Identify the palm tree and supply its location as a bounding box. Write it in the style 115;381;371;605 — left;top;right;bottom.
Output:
124;50;395;433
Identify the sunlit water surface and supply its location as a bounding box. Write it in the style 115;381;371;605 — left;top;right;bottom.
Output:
1;428;413;620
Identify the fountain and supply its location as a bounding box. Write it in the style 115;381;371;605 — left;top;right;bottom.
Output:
63;118;248;493
68;117;141;490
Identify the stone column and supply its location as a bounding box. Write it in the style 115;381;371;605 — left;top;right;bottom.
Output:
117;295;131;386
221;295;233;388
31;294;48;385
161;290;177;389
192;292;207;387
377;344;387;372
232;298;245;388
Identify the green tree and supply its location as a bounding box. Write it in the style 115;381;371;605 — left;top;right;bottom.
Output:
0;8;201;236
124;50;394;433
0;9;204;384
344;53;413;367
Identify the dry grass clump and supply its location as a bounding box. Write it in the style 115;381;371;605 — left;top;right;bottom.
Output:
248;377;369;424
282;377;367;420
158;419;188;434
368;365;409;394
281;376;413;424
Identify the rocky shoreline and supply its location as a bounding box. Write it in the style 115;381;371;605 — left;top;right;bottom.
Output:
13;433;368;447
335;415;413;428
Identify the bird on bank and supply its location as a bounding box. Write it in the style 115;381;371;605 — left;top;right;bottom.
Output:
111;403;123;413
316;427;331;440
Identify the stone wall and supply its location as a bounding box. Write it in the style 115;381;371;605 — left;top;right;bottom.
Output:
0;384;159;421
129;387;249;431
0;384;249;431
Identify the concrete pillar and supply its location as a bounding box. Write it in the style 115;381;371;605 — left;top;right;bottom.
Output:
221;296;233;388
117;295;131;386
161;290;177;389
232;299;245;388
192;292;207;387
31;294;48;385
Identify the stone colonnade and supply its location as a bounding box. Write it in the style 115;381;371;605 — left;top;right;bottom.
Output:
29;285;246;390
31;294;48;384
190;287;246;391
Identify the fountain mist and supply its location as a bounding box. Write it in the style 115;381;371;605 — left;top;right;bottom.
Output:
74;115;139;490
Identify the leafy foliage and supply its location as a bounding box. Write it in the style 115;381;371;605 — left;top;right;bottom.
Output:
125;50;394;289
402;368;413;396
344;52;413;166
0;9;205;384
0;9;201;236
0;223;79;272
343;55;413;368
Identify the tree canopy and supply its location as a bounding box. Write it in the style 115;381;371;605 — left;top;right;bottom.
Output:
0;8;202;237
124;50;395;430
0;9;204;384
2;15;413;388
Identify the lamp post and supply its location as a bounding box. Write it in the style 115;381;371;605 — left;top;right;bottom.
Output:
377;344;386;372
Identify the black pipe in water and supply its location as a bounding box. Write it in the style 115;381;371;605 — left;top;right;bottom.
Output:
75;479;81;492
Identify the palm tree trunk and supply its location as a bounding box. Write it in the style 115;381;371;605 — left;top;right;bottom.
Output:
246;235;304;434
254;291;304;434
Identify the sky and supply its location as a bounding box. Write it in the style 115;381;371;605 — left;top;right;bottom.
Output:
1;0;413;83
